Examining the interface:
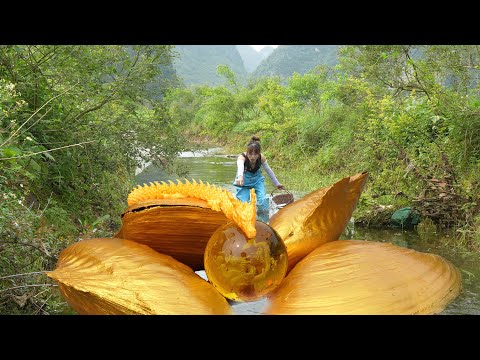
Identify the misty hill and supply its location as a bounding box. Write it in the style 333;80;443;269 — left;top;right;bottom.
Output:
259;46;275;59
236;45;275;73
252;45;340;79
173;45;247;86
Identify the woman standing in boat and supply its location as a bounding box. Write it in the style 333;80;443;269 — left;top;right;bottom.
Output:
233;136;285;221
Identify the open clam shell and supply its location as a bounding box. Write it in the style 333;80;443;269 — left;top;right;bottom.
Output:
269;172;368;272
46;238;232;315
265;240;462;315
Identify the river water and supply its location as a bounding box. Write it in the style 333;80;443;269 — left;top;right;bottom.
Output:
136;148;480;315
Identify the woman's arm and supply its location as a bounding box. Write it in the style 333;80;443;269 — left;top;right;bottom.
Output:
262;160;281;187
235;155;245;185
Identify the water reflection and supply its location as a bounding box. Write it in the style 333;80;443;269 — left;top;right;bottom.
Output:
135;150;480;315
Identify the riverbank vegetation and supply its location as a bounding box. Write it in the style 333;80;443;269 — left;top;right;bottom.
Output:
1;45;479;314
164;46;480;251
0;45;186;314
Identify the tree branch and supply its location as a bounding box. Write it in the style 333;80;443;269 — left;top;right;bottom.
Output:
0;271;46;280
0;82;78;147
0;140;95;160
71;46;144;122
0;284;57;293
73;94;116;122
404;47;431;101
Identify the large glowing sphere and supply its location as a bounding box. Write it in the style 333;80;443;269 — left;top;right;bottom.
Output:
204;221;288;302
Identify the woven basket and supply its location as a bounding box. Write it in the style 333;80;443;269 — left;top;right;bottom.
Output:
270;189;294;207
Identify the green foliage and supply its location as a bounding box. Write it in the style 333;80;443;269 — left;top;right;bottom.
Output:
0;45;184;314
217;64;239;90
285;68;328;111
255;77;289;121
43;201;79;238
0;182;71;314
168;44;480;249
195;86;238;137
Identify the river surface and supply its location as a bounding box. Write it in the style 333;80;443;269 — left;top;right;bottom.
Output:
136;148;480;315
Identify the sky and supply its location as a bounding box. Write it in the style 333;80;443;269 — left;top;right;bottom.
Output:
249;45;278;52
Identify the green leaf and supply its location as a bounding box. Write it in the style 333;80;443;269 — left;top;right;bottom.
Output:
91;214;111;227
43;152;55;161
2;146;21;157
29;159;41;172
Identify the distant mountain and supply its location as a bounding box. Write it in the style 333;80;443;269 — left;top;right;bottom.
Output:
236;45;274;73
259;46;275;59
252;45;340;79
173;45;247;86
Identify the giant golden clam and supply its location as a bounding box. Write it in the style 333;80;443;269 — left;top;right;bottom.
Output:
47;172;462;315
115;179;257;270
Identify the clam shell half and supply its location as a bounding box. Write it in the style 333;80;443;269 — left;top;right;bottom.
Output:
47;237;232;315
